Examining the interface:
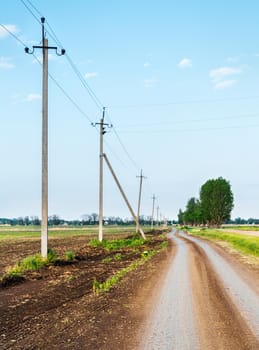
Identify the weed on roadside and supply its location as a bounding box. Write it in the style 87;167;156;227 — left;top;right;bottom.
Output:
65;251;75;261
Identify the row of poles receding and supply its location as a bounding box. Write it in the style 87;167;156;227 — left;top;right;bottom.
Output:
25;17;162;257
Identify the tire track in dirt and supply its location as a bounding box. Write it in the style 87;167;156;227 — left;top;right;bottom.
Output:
181;233;259;349
140;232;200;349
181;231;259;343
140;230;259;349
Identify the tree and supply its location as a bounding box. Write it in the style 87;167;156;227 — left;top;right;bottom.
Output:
48;215;61;226
177;209;184;225
31;216;40;225
90;213;99;225
183;197;202;225
200;177;234;227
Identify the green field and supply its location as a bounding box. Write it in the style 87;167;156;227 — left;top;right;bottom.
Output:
221;225;259;231
188;228;259;257
0;225;149;240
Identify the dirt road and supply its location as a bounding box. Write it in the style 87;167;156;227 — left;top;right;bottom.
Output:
139;230;259;350
1;230;259;349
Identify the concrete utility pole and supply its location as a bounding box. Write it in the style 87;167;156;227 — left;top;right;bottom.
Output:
136;169;146;233
156;206;160;226
25;17;65;258
151;194;156;230
92;108;112;242
103;153;146;240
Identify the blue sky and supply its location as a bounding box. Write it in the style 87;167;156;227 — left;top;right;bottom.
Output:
1;0;259;220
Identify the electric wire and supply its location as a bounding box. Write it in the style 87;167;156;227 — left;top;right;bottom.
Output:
18;0;155;182
108;95;259;109
105;111;141;172
22;0;42;17
0;24;95;125
19;0;42;25
0;23;27;47
116;123;259;134
20;0;104;111
116;112;259;129
6;1;165;217
31;54;94;124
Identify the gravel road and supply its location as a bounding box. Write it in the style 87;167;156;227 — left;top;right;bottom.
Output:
139;230;259;350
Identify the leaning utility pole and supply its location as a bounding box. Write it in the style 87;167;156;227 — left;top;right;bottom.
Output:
136;169;146;233
25;17;65;257
92;108;112;241
151;194;156;230
103;153;146;240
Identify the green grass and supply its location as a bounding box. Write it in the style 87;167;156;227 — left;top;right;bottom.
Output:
0;225;149;241
93;250;156;295
188;228;259;257
89;236;149;250
1;249;59;286
64;251;75;261
221;225;259;231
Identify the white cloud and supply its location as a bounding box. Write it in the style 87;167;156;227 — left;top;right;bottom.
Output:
0;57;14;69
210;67;242;82
214;80;237;90
85;72;98;79
210;66;242;89
144;61;150;68
25;93;41;102
178;58;192;69
0;24;18;39
144;78;157;88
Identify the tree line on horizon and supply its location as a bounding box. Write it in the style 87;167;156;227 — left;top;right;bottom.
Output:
0;214;164;227
178;177;234;227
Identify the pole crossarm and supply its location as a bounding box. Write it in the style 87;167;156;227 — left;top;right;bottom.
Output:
103;153;146;240
24;17;65;57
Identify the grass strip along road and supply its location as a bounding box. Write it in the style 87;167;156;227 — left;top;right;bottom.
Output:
187;227;259;257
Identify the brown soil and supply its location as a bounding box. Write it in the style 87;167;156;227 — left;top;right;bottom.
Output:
0;231;174;349
185;236;259;349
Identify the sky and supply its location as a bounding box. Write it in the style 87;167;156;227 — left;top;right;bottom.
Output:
1;0;259;221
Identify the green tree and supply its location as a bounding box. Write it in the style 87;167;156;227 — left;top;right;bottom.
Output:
183;197;202;225
177;209;184;224
200;177;234;227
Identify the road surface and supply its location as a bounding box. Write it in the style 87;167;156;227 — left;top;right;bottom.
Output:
139;230;259;350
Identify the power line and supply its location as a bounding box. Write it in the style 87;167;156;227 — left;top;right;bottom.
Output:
31;54;94;124
108;95;259;109
116;123;259;134
22;0;42;17
2;18;95;125
65;54;104;111
0;23;27;47
18;0;149;179
115;112;259;129
20;0;104;111
105;111;141;172
19;0;42;25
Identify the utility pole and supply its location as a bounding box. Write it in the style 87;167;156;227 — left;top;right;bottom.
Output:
151;194;156;230
25;17;65;258
156;206;160;226
92;108;112;241
136;169;146;233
